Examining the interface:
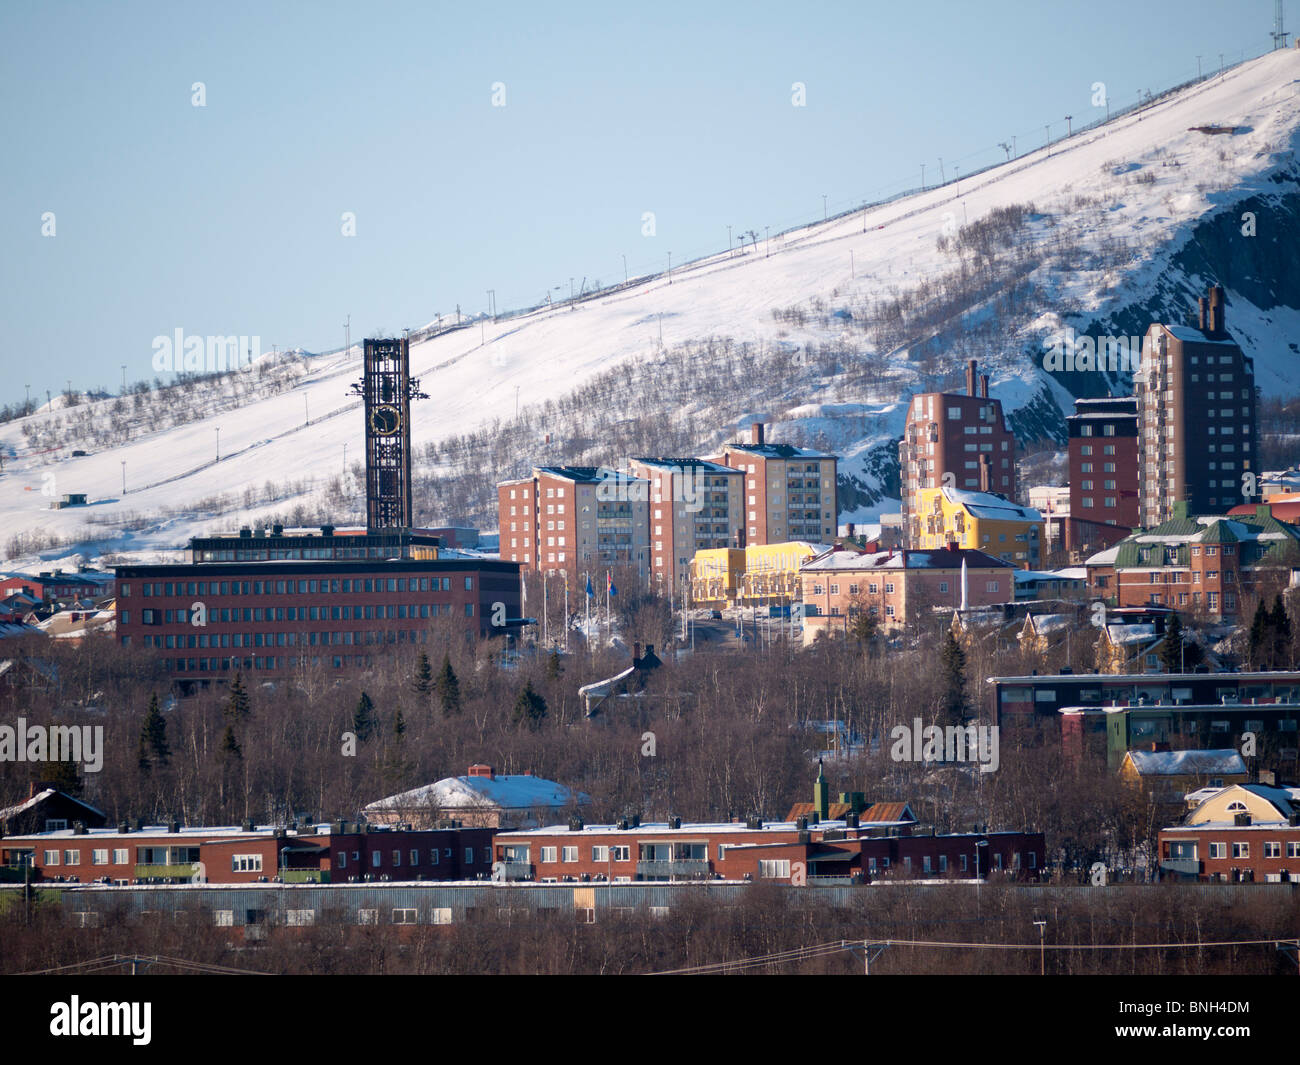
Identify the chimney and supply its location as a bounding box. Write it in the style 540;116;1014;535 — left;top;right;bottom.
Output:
468;764;495;779
979;454;991;493
1208;285;1226;337
846;522;855;539
947;540;959;553
633;641;641;663
966;359;977;397
1198;297;1207;332
979;374;989;398
751;422;764;446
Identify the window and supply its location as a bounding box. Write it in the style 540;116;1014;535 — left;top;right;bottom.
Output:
610;845;630;862
1209;844;1226;859
540;847;558;863
562;846;578;863
113;849;128;865
1231;842;1249;859
214;910;234;926
286;909;315;926
1264;842;1281;858
392;908;418;925
232;854;263;872
759;859;791;878
64;850;80;866
92;850;108;865
592;845;609;863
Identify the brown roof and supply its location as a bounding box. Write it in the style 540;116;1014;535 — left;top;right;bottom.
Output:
783;800;915;824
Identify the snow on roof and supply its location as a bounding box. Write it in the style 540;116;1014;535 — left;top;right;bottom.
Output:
940;486;1042;522
0;788;105;824
364;772;588;814
1086;545;1121;566
1125;748;1246;776
1161;324;1241;346
1024;613;1072;635
1105;622;1157;644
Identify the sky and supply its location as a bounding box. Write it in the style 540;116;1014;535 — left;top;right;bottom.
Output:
0;0;1289;409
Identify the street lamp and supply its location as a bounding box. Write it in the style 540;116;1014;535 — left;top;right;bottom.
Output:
1033;918;1047;975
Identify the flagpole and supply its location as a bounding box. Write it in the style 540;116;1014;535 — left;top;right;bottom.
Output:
543;572;548;651
564;572;569;653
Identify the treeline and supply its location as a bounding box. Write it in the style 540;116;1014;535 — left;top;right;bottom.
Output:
3;881;1296;975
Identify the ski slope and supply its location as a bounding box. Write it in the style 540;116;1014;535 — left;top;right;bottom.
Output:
4;47;1300;570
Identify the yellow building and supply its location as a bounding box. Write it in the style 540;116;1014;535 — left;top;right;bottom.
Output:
913;486;1043;567
689;541;825;607
689;548;744;605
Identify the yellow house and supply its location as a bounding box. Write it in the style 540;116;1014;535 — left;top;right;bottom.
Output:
913;486;1043;567
1182;783;1297;826
1119;749;1247;805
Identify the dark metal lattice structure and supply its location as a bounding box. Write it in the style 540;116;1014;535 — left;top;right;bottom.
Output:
350;338;427;532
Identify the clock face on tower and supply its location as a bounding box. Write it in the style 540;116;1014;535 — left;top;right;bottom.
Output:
369;405;402;436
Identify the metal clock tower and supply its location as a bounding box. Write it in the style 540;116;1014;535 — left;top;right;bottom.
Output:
350;337;428;531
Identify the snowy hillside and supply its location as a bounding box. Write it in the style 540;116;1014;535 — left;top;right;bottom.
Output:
5;47;1300;569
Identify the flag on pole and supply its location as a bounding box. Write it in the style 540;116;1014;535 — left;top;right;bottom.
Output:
607;571;617;597
585;574;594;598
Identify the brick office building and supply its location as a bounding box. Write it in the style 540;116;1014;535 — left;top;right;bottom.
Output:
1137;285;1259;527
899;360;1017;547
115;526;521;682
1066;396;1138;552
710;424;838;547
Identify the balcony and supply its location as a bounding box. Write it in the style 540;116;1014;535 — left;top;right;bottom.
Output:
1159;859;1202;877
281;869;331;884
636;859;710;879
500;861;533;880
134;863;198;880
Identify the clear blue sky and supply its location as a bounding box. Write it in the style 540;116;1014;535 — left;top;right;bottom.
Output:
0;0;1286;407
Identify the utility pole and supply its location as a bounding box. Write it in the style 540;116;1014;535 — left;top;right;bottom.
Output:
921;162;926;189
215;427;220;462
121;365;127;393
765;226;770;257
1065;114;1073;136
120;460;126;495
622;254;627;283
344;314;350;358
1034;919;1047;975
822;194;828;220
727;224;732;251
667;252;672;283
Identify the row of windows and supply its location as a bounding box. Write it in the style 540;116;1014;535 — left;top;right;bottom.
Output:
136;602;462;627
336;846;488;868
163;653;412;671
141;622;468;650
130;577;470;598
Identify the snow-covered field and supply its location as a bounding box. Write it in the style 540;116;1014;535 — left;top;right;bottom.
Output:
4;48;1300;571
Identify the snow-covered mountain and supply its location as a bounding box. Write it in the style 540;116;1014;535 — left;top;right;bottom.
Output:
5;48;1300;570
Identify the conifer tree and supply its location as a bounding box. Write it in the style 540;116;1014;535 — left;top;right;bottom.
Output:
225;671;251;720
138;693;170;772
353;692;376;742
412;652;433;695
436;653;461;717
939;630;969;726
512;681;548;729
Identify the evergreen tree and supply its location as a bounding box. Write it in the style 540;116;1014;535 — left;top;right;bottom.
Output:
1248;601;1270;670
219;725;242;763
939;630;969;726
412;652;433;695
138;693;170;772
225;672;251;720
436;653;461;717
43;756;81;796
1271;596;1292;670
353;692;376;742
512;681;548;729
546;649;563;680
1160;614;1185;673
849;610;879;645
